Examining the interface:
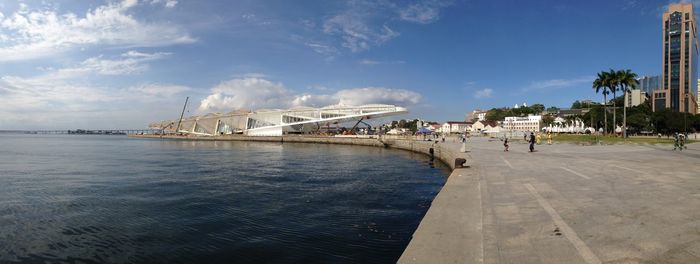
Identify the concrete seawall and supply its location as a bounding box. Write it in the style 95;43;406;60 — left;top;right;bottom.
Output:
130;134;483;263
131;134;465;170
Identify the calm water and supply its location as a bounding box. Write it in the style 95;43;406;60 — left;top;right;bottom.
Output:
0;134;448;263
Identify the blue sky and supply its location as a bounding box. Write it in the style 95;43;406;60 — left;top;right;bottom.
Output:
0;0;692;129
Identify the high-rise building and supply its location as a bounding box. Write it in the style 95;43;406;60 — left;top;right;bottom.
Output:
637;76;660;95
653;3;699;114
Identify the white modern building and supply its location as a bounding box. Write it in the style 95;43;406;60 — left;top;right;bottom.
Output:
624;89;648;107
440;121;470;134
151;104;408;136
502;115;542;132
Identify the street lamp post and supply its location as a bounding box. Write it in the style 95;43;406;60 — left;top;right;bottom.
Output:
623;89;629;138
685;93;688;134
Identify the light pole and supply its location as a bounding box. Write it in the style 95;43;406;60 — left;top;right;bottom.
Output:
685;93;688;134
623;89;629;138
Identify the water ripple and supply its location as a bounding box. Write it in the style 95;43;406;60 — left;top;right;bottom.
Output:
0;134;448;263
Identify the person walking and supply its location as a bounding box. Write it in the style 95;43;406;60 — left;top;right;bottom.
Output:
680;133;687;150
503;137;509;152
547;133;553;145
673;133;680;151
529;132;535;152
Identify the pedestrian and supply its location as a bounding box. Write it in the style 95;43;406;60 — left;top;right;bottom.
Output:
547;133;553;145
673;133;680;151
680;133;687;150
536;133;542;145
529;132;535;152
442;134;445;142
524;133;527;141
503;137;509;152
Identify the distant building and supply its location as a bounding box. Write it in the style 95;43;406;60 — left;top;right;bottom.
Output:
652;3;698;114
441;121;470;133
625;89;648;107
637;76;661;95
471;121;486;132
557;109;587;117
503;115;542;132
151;104;407;136
466;109;487;122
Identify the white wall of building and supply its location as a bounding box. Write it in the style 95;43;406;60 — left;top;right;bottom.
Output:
624;89;647;107
502;115;542;132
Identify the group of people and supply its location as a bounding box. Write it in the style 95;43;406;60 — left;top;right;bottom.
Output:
503;132;553;152
674;133;687;151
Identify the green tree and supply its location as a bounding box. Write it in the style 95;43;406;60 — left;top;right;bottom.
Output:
625;101;652;133
519;106;534;116
485;108;505;122
593;71;612;134
530;103;545;114
571;100;582;109
616;69;639;137
607;69;621;134
542;115;555;127
652;109;685;134
546;106;560;113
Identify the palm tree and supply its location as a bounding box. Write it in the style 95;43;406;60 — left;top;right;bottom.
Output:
606;69;620;135
593;71;611;135
618;69;639;138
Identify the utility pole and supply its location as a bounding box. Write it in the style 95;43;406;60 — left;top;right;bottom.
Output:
175;96;189;134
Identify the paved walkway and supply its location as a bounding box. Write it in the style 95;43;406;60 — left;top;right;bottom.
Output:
400;137;700;263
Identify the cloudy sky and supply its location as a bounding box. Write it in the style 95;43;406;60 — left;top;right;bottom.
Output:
0;0;689;129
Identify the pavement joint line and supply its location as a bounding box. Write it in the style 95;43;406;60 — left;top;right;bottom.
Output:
477;166;485;263
501;156;513;169
524;183;602;264
609;164;645;174
560;166;591;180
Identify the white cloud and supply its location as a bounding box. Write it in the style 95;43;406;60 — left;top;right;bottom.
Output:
0;1;194;61
0;50;188;129
322;2;400;52
151;0;178;8
127;83;190;97
34;51;170;78
197;77;422;113
315;0;453;53
78;51;171;75
399;0;454;24
198;78;292;112
324;16;399;52
305;42;338;58
474;88;493;99
334;87;421;106
525;76;593;91
359;59;405;65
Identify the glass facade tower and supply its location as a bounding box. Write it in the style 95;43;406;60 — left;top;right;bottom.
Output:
637;76;660;95
655;4;699;114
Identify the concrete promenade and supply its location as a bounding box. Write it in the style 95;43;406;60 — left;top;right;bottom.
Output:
401;137;700;264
